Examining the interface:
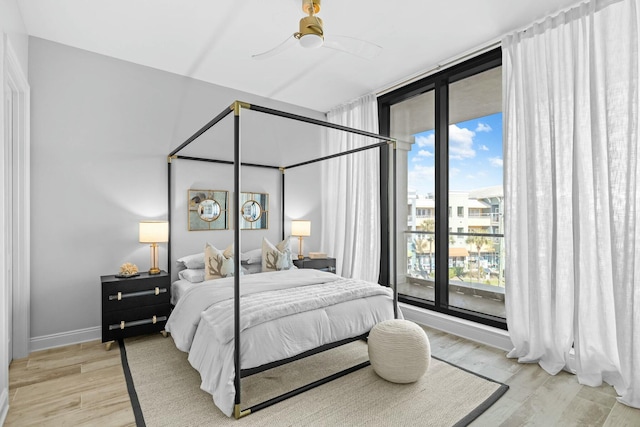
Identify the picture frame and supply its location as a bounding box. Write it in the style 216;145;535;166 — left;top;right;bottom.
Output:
188;189;229;231
239;192;269;230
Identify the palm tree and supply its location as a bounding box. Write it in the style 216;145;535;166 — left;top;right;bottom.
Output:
416;219;435;274
466;232;492;282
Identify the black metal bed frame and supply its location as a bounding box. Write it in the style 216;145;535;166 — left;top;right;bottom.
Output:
167;100;398;419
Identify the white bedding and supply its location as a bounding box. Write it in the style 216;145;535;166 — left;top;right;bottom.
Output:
165;269;400;417
170;279;194;305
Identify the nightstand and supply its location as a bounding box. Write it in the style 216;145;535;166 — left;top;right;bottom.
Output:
101;271;171;350
293;257;336;273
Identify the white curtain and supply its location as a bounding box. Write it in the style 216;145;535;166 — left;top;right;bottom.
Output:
321;94;380;282
503;0;639;407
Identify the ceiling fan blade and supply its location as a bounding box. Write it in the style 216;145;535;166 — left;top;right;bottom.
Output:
252;34;298;60
322;35;382;59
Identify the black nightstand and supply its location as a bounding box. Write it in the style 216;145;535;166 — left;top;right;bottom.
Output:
293;257;336;273
101;271;171;350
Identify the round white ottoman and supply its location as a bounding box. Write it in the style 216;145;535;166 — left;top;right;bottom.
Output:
368;319;431;383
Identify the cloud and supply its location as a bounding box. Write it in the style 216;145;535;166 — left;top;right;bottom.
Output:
449;125;476;160
476;123;492;132
409;164;435;185
479;144;489;151
418;149;433;158
415;133;435;148
489;157;503;167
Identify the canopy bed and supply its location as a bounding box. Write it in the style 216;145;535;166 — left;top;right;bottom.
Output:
165;101;399;418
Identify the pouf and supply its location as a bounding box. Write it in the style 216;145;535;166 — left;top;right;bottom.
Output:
368;319;431;383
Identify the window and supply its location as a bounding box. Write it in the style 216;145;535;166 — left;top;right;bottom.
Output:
379;48;505;330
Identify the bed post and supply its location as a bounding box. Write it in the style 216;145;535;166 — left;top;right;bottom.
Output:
232;101;251;419
280;167;286;241
391;141;399;319
167;156;173;276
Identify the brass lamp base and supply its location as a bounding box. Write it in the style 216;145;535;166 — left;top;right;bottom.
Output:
297;236;305;260
148;243;161;275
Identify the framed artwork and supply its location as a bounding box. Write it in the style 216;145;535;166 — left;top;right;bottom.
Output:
239;192;269;230
188;189;229;231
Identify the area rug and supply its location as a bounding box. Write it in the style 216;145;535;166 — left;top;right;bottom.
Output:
120;334;508;427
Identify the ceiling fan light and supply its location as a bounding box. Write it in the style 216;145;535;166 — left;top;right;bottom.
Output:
299;34;323;49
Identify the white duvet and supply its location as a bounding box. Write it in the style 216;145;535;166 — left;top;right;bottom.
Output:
165;269;399;417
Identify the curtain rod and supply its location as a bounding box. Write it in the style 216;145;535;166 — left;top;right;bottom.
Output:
376;39;502;97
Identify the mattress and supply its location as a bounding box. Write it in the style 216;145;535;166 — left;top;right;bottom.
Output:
170;279;195;306
165;269;400;417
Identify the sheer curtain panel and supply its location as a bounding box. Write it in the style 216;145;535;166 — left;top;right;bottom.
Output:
321;94;380;282
503;0;639;407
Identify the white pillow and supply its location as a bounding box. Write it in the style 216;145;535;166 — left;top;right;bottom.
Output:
178;268;205;283
177;252;205;270
243;263;262;275
262;237;294;272
204;243;235;280
241;248;262;265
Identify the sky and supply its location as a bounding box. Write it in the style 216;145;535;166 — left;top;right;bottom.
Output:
407;112;503;195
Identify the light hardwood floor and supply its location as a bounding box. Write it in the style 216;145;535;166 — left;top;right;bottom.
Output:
6;340;135;426
6;328;640;426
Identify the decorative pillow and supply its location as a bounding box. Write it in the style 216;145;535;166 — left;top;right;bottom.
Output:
178;268;205;283
241;248;262;265
204;243;235;280
262;237;294;272
177;252;205;270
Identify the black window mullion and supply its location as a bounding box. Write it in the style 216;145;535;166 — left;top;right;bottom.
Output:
434;78;449;309
378;103;390;287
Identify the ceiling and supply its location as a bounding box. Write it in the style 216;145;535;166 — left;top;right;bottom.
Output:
17;0;580;113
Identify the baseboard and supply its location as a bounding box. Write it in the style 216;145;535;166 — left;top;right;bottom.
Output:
30;326;101;352
0;387;8;426
400;303;513;351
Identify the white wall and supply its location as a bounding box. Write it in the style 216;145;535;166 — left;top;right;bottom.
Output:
28;37;326;349
0;0;27;72
1;0;28;423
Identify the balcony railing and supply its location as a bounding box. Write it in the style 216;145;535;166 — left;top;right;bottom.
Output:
405;230;506;289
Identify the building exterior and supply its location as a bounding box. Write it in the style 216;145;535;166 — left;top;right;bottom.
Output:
406;186;504;285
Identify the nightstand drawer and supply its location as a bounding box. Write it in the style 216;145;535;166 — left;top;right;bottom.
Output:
101;273;170;312
102;303;171;342
102;284;170;312
293;257;336;272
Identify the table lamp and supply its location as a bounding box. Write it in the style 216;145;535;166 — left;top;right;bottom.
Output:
139;220;169;274
291;220;311;260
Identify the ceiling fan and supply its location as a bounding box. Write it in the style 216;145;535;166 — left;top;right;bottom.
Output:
252;0;382;60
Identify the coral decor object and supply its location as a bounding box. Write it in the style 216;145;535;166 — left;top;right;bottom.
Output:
117;262;139;278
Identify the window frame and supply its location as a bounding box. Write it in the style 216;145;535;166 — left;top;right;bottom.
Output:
378;47;506;330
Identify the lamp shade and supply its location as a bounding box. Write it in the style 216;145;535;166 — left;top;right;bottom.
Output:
291;220;311;237
139;221;169;243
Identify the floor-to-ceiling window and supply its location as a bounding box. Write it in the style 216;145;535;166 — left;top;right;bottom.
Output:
379;48;505;329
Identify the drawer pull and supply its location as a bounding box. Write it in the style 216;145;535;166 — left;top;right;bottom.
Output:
109;288;167;301
109;315;168;331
